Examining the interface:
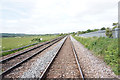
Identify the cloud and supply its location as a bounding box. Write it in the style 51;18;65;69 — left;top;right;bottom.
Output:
1;0;119;34
6;20;19;23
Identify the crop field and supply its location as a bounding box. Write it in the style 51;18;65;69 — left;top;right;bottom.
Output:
73;36;119;75
2;35;59;51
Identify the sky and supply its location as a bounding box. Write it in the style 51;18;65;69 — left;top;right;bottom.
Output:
0;0;119;34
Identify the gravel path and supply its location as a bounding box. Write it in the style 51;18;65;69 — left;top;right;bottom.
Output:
21;37;67;78
70;36;118;78
46;37;80;78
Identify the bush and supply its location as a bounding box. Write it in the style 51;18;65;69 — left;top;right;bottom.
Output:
105;28;113;38
101;27;106;30
31;38;41;42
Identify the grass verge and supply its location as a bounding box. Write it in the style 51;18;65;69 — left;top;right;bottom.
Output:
73;36;120;75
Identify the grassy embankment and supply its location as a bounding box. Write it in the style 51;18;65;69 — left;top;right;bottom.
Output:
1;35;59;56
73;36;120;75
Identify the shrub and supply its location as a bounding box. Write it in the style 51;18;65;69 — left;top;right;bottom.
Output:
105;28;113;38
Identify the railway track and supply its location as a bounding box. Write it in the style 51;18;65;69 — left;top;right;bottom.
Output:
39;36;84;79
1;35;84;79
0;36;65;78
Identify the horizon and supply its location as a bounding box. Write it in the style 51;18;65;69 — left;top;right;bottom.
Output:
1;26;110;35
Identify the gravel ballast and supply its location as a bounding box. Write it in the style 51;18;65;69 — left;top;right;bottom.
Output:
70;36;118;78
46;37;80;78
4;37;63;78
21;37;67;78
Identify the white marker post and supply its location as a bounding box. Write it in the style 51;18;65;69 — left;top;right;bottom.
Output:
40;38;43;41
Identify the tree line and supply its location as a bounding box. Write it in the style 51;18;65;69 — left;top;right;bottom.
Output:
71;22;118;38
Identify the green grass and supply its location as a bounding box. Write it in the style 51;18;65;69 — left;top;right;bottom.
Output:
1;35;59;56
73;36;120;75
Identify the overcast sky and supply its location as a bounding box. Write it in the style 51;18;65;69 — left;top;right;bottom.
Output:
0;0;119;34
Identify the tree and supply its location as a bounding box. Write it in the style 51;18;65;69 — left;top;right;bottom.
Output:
87;29;91;33
113;23;118;26
93;29;99;31
105;27;113;38
72;32;76;36
101;27;106;30
58;33;64;36
112;23;118;30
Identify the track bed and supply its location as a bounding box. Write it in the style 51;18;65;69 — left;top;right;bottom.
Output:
45;37;83;78
1;36;64;78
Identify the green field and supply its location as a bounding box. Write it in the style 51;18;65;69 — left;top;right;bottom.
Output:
73;36;120;75
1;35;59;56
2;35;59;51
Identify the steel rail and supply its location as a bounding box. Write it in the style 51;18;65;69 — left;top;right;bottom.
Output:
40;36;67;80
40;36;84;79
0;36;64;63
70;36;84;80
0;36;65;78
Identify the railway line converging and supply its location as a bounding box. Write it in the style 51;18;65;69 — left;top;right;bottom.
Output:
1;35;84;79
40;36;84;79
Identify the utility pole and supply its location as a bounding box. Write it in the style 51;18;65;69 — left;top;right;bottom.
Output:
118;1;120;38
118;1;120;57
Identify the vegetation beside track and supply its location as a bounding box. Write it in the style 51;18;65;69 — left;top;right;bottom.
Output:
1;35;60;56
73;36;119;75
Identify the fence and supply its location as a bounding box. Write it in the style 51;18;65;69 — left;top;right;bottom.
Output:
78;28;120;38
